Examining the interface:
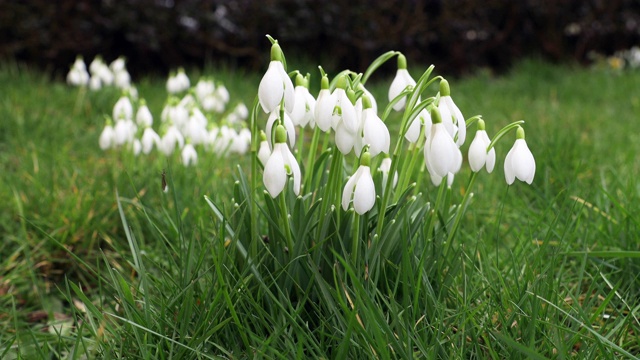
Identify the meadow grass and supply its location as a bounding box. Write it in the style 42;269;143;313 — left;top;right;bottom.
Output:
1;58;639;359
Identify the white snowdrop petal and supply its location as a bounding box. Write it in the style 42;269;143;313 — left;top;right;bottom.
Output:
258;62;285;113
388;69;415;111
353;167;376;214
263;146;286;197
468;132;487;172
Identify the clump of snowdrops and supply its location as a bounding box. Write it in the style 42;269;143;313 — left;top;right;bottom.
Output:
206;35;536;299
78;62;251;168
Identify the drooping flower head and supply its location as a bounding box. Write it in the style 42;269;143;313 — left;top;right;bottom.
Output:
290;72;316;128
258;40;295;114
438;79;466;146
314;73;336;132
468;119;496;173
424;106;462;184
504;126;536;185
342;150;376;215
263;125;301;197
356;95;390;157
388;54;416;111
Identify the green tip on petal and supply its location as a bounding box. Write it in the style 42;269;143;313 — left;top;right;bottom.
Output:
477;119;485;131
397;53;407;70
320;75;329;90
439;79;451;97
270;42;283;62
362;95;372;109
430;106;443;124
259;130;267;141
275;125;287;143
361;151;371;166
516;126;525;140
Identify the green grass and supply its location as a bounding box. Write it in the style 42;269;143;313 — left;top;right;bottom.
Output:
1;58;640;359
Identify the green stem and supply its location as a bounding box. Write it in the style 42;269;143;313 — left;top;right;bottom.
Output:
446;172;478;244
249;97;261;258
279;193;294;255
351;212;361;267
305;126;322;190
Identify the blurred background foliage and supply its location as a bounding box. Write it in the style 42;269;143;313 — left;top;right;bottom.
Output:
1;0;639;77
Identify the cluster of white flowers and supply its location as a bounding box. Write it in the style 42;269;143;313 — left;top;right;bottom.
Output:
98;70;250;167
67;56;135;94
258;39;536;215
258;41;392;213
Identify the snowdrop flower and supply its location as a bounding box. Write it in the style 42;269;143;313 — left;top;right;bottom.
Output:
176;68;190;91
359;84;377;114
263;125;301;197
113;119;136;146
314;74;336;132
468;119;496;173
290;73;316;128
405;108;432;143
230;128;251;155
424;107;462;180
135;100;153;127
388;54;416;111
99;118;115;150
504;126;535;185
265;105;296;149
140;126;161;154
114;70;131;90
66;56;89;86
195;78;215;101
113;95;133;120
438;79;466;146
214;85;230;104
109;56;126;73
257;131;271;166
342;151;376;215
357;95;390;157
160;124;185;155
379;156;398;191
331;76;358;132
258;41;295;114
89;76;102;91
181;143;198;166
227;103;249;124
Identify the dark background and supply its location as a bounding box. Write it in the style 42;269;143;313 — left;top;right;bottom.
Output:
2;0;639;77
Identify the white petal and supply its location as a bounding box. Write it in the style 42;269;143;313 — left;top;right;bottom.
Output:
263;145;286;197
512;139;536;184
504;145;517;185
258;141;271;166
278;64;295;114
405;117;421;143
99;125;115;150
335;122;355;155
314;90;335;132
283;145;301;195
341;168;361;211
427;124;454;178
486;148;496;173
338;92;358;134
468;132;487;172
388;69;415;111
258;61;285;113
353;167;375;214
363;109;390;156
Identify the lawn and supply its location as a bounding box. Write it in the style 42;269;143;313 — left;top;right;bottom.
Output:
1;55;639;359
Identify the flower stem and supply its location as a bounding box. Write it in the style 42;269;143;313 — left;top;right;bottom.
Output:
279;192;294;256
